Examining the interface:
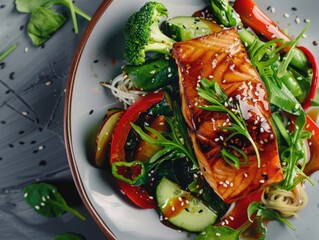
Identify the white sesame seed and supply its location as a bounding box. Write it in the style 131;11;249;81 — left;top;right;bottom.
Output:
270;7;275;13
229;216;234;221
216;233;221;237
244;173;248;178
283;13;290;18
24;192;28;198
259;179;265;184
35;205;40;210
295;17;300;24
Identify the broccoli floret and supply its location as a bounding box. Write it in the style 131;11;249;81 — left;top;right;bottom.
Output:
124;2;176;65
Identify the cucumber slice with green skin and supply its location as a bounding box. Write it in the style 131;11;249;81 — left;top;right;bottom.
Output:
163;16;222;41
156;177;218;232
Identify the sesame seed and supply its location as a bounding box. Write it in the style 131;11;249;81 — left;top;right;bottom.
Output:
259;179;265;184
295;17;300;24
225;219;229;225
229;216;234;221
244;173;248;178
283;13;290;18
216;233;221;237
24;193;28;198
35;205;40;210
304;18;311;23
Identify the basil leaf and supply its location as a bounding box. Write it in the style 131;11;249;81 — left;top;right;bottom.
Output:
53;232;86;240
27;7;66;46
23;182;85;220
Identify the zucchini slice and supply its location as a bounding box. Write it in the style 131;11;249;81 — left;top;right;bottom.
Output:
164;16;222;41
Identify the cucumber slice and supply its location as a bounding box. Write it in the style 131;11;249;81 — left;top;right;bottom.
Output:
156;177;218;232
164;16;222;41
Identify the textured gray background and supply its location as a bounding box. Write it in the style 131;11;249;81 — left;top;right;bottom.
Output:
0;0;106;239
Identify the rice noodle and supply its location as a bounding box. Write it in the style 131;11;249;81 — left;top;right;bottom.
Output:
100;73;146;109
261;183;308;218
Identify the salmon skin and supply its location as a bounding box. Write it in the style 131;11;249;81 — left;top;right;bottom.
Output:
172;28;283;204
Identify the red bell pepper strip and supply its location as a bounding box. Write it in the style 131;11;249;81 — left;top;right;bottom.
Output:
303;115;319;176
233;0;290;41
109;91;166;209
298;46;319;110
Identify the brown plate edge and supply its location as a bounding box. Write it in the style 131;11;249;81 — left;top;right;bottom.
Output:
64;0;116;239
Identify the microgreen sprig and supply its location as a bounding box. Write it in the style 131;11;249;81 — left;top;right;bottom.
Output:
196;78;261;168
0;44;17;61
131;102;198;170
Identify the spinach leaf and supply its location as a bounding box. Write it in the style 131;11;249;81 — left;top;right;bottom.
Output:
0;44;17;61
23;182;85;220
28;7;67;47
194;225;241;240
15;0;91;46
53;232;86;240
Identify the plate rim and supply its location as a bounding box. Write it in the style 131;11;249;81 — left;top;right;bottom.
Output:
63;0;116;239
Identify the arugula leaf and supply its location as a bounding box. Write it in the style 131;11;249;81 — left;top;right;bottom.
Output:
0;44;17;61
23;182;86;220
195;201;294;240
53;232;86;240
247;201;295;230
28;7;67;47
272;112;313;190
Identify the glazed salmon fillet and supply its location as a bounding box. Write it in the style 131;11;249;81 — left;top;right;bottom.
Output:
172;28;283;204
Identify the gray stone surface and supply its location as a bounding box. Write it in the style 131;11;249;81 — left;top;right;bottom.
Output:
0;1;106;239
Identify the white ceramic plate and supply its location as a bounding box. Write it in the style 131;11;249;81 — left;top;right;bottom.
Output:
64;0;319;239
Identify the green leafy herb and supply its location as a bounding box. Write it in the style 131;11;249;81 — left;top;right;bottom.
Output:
195;201;294;240
131;102;198;169
0;44;17;61
53;232;86;240
246;27;310;115
272;111;313;190
247;201;295;230
23;182;85;220
15;0;91;46
28;7;67;47
196;78;261;168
